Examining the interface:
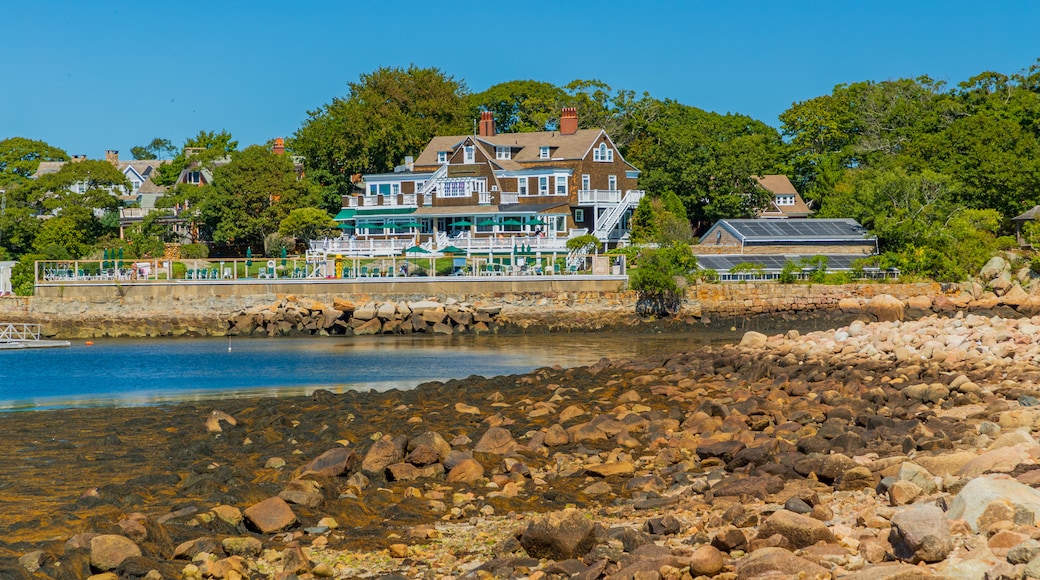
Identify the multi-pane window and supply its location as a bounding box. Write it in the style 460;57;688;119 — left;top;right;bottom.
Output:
518;177;528;195
608;175;617;191
538;176;549;195
555;176;567;195
539;146;550;159
186;171;201;184
581;174;590;190
437;151;448;163
776;195;796;206
593;143;613;162
496;146;511;160
574;209;585;222
464;146;475;164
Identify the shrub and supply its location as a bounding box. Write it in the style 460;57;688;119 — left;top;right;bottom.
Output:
630;242;697;317
1030;256;1040;275
180;243;209;259
566;234;600;253
729;262;766;281
778;261;799;284
264;233;292;257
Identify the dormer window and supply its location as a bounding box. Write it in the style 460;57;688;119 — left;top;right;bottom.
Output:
464;145;475;164
593;143;613;162
495;146;511;160
437;151;448;164
539;146;550;159
776;195;796;206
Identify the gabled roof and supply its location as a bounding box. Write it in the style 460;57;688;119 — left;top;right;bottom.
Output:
414;129;607;167
753;175;798;195
702;218;875;244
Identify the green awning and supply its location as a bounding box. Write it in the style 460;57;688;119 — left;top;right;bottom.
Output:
333;209;356;221
354;207;416;216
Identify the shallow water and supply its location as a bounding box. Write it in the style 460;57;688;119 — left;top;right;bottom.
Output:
0;331;740;410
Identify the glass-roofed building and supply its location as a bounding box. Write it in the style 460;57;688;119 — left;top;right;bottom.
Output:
696;218;887;281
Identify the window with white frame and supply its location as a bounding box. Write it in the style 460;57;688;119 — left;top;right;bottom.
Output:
391;183;400;195
437;151;448;163
441;180;468;197
776;194;796;206
555;176;567;195
464;146;475;164
608;175;617;191
539;146;550;159
495;146;511;160
581;174;590;191
593;143;613;162
538;176;549;195
368;184;377;195
554;215;566;233
517;177;528;196
186;171;201;184
574;208;585;222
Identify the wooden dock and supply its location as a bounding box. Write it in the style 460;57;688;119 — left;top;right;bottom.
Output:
0;323;70;350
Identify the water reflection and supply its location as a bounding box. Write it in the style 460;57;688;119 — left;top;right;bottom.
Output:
0;331;740;411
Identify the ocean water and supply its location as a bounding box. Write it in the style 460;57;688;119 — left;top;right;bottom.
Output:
0;332;735;411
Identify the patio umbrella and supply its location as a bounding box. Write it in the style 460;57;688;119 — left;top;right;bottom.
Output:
525;217;546;226
245;247;252;272
356;223;383;229
102;248;109;269
501;219;523;226
477;219;498;226
440;245;465;254
449;220;472;227
117;247;124;268
404;246;430;254
400;222;423;229
337;223;355;229
280;246;287;268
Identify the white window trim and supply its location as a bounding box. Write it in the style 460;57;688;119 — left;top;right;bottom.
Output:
555;175;568;196
581;174;590;190
517;177;528;196
539;146;550;159
593;143;614;162
495;146;511;160
776;195;796;206
464;146;475;164
608;175;617;191
574;209;585;222
437;151;448;163
538;176;549;195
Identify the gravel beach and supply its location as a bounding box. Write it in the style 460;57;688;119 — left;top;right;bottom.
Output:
6;312;1040;579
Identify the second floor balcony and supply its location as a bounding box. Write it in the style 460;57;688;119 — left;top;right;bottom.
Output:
578;189;622;204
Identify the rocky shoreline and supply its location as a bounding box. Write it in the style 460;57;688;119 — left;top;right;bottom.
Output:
6;312;1040;578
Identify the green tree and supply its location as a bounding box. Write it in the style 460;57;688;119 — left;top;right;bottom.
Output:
191;145;320;247
470;80;568;133
131;137;175;160
0;137;68;187
292;65;472;203
626;100;787;230
630;242;698;317
630;190;692;244
20;159;128;218
279;207;339;241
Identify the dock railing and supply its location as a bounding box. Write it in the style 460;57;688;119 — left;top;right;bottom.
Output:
0;323;41;342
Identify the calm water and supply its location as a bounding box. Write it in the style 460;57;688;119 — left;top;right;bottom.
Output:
0;332;740;411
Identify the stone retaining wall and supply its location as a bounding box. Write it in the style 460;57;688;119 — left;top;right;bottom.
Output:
0;280;986;339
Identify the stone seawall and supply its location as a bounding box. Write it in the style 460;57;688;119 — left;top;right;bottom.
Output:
0;279;1011;339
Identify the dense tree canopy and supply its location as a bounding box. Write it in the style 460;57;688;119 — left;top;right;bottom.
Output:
0;137;68;187
131;137;176;160
291;66;472;204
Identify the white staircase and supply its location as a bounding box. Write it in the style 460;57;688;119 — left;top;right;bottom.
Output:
592;190;644;241
417;164;448;197
566;245;590;270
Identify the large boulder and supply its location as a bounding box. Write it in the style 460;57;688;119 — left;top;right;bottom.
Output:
89;535;141;571
890;504;952;563
948;476;1040;532
362;435;404;473
243;497;297;533
980;256;1009;281
474;427;518;454
756;510;836;549
519;508;596;560
300;447;356;477
867;294;904;322
735;547;828;578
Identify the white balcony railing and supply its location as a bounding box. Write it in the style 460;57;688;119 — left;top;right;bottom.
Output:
578;189;621;204
479;192;492;205
499;193;518;204
403;194;417;206
347;197;360;207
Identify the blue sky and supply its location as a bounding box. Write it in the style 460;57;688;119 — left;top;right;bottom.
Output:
3;0;1039;159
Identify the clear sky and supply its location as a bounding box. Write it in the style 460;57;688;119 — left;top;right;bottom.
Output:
3;0;1039;159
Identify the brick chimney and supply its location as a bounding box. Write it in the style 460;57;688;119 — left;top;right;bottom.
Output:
478;111;495;137
71;155;87;163
560;107;578;135
105;150;119;166
273;137;285;155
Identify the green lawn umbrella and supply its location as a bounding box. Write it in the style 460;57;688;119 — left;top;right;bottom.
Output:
337;223;355;229
281;246;287;267
477;219;498;226
356;223;382;229
404;245;430;254
245;247;252;269
501;219;523;226
525;217;546;226
400;222;423;229
449;220;472;227
440;245;465;254
117;247;123;268
102;248;109;269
